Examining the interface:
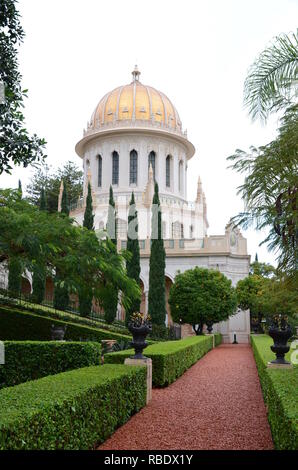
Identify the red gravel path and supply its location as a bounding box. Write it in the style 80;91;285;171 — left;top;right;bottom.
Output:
98;344;273;450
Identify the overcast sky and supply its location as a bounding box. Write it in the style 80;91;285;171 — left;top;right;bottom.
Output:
1;0;297;265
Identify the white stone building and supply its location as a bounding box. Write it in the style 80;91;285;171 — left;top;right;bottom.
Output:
71;66;251;343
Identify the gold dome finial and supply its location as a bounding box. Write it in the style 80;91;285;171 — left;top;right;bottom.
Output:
132;65;140;82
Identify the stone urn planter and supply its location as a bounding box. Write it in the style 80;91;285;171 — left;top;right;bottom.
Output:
251;318;260;334
206;321;213;334
268;316;292;365
51;324;67;341
128;313;152;360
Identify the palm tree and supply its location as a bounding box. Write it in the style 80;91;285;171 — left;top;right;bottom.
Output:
244;30;298;122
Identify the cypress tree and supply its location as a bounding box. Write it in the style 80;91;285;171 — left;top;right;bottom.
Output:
103;185;118;323
39;187;46;211
79;182;94;317
54;181;69;310
106;185;116;245
125;192;141;324
18;179;22;197
83;182;94;230
148;183;166;325
32;188;47;304
8;257;22;295
61;181;69;215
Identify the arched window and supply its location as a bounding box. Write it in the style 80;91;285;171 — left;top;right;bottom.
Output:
172;221;183;239
112;151;119;185
148;151;156;179
116;218;127;238
166;155;171;187
97;155;102;187
130;150;138;184
178;160;183;192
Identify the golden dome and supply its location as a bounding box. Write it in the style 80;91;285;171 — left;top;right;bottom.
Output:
89;66;182;132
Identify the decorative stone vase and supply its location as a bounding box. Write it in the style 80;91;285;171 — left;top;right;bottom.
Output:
128;323;152;359
268;324;292;364
251;319;259;334
51;324;67;341
206;321;213;334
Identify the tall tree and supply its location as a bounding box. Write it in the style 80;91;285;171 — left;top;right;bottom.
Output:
39;187;46;211
8;256;22;294
148;183;166;326
26;161;83;213
106;185;116;244
79;182;94;317
18;179;22;196
244;30;298;122
61;181;69;216
53;181;70;310
228;105;298;276
31;188;47;304
83;182;94;230
125;192;141;324
103;185;118;323
0;0;46;174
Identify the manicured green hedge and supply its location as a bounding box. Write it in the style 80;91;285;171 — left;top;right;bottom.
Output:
0;364;146;450
0;341;101;389
214;333;222;347
105;335;217;387
251;335;298;450
0;305;132;343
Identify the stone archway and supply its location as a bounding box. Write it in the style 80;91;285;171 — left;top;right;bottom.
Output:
21;277;31;296
45;277;54;303
165;276;174;326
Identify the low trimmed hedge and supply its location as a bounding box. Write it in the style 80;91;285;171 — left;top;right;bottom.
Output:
214;332;222;347
105;335;219;387
0;341;101;389
251;335;298;450
0;364;146;450
0;305;132;343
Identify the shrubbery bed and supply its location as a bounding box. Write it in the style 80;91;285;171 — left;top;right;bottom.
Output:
0;305;132;343
0;341;101;389
251;334;298;450
0;364;146;450
105;334;221;387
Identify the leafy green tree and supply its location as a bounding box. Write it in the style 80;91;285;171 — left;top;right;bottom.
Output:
236;274;269;323
249;260;276;278
26;161;83;212
106;185;116;244
79;182;94;317
169;267;237;335
148;183;166;326
0;189;140;316
8;256;22;294
31;263;46;304
0;0;46;174
228;105;298;276
83;182;94;230
244;30;298;122
125;192;141;324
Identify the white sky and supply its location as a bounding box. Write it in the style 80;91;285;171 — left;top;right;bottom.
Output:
1;0;297;266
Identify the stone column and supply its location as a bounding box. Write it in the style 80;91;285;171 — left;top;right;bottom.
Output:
124;357;152;404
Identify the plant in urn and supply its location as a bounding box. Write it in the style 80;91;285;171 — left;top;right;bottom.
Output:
128;312;152;359
268;314;292;365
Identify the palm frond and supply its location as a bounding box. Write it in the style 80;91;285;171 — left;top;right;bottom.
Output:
244;30;298;122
